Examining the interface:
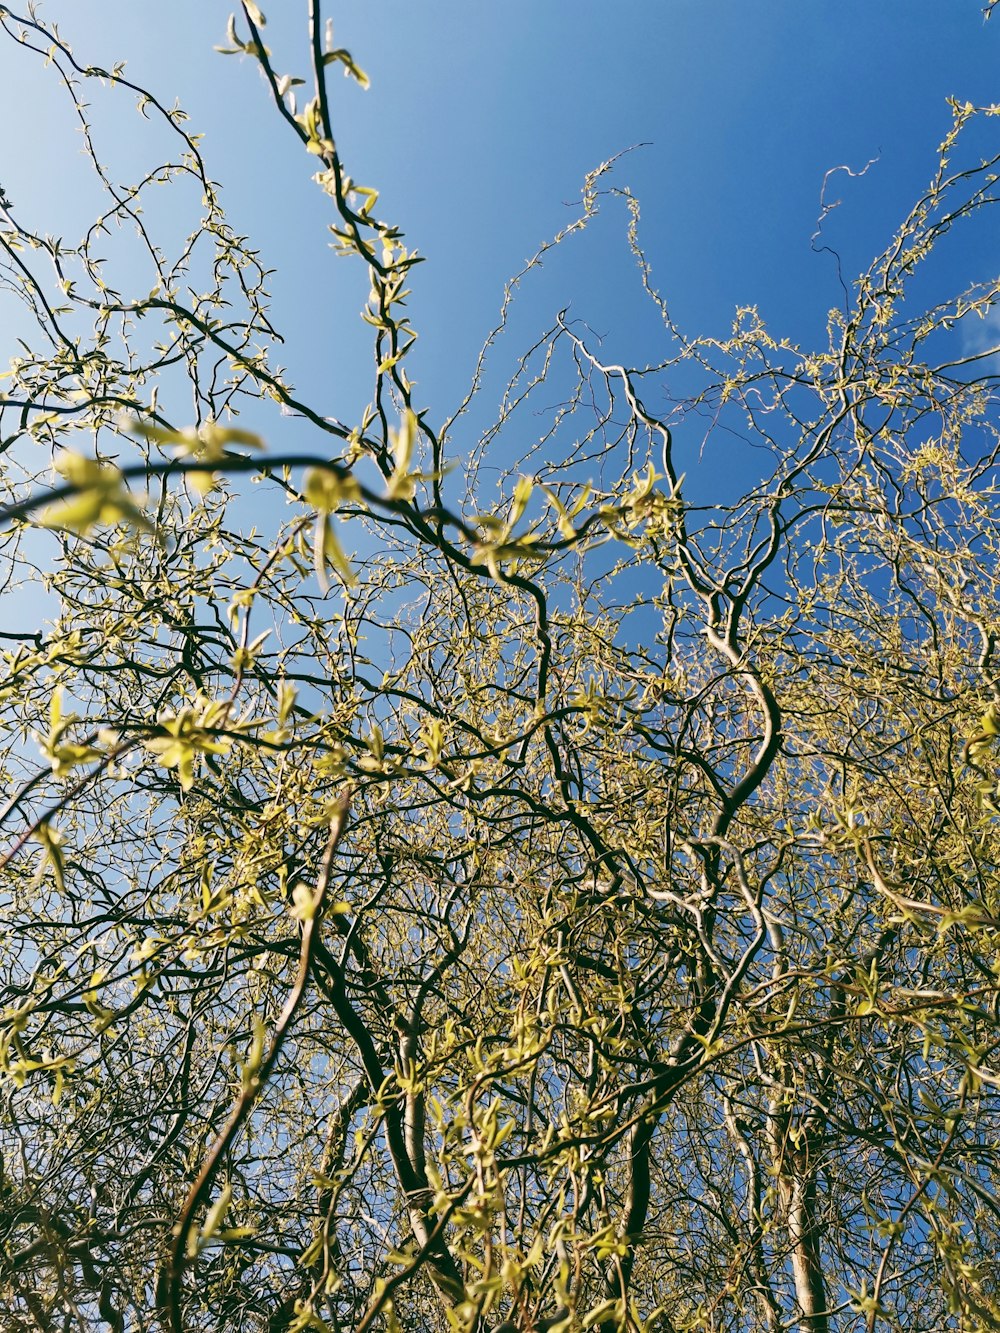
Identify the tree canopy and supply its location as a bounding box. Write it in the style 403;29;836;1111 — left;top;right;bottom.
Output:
3;5;1000;1332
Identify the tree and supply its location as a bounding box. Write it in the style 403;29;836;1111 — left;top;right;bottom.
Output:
2;4;1000;1331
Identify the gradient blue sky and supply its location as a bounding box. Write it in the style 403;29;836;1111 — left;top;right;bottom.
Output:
1;2;999;471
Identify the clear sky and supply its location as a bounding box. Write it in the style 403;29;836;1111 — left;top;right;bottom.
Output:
1;2;999;493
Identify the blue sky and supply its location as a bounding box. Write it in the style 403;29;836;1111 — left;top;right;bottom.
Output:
1;1;999;524
3;3;999;401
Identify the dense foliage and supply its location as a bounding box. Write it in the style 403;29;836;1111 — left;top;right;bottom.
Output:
3;5;1000;1332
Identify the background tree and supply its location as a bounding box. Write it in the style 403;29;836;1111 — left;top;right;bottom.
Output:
2;5;1000;1332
